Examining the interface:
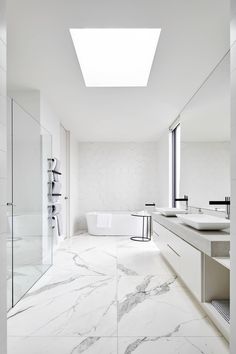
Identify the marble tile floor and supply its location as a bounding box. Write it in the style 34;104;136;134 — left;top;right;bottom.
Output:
7;233;229;354
7;264;51;310
7;234;52;309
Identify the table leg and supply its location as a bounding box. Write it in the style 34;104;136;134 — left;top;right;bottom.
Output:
142;216;145;240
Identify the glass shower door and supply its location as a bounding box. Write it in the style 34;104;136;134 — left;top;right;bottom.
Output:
8;99;53;307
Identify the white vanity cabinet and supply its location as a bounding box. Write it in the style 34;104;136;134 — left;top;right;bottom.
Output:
152;215;230;341
153;220;202;301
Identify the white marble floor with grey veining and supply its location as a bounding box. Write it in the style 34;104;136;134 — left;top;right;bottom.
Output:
7;233;229;354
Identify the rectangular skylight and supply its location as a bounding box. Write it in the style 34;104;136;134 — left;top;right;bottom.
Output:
70;28;161;87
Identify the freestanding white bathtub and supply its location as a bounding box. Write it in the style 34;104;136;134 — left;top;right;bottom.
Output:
8;213;43;236
86;211;143;236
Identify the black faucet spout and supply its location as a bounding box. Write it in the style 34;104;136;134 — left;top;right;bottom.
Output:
209;197;230;219
175;195;188;210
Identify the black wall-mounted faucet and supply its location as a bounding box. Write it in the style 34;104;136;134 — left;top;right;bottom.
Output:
145;203;156;207
209;196;230;219
175;195;188;210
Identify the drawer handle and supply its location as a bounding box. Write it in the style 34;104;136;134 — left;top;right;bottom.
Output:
167;244;180;257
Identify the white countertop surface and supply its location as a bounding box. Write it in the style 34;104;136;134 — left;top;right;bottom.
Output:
152;212;230;257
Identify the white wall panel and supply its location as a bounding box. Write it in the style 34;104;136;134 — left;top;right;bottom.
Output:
73;142;159;232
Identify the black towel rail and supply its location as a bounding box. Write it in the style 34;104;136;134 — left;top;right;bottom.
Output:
48;169;62;175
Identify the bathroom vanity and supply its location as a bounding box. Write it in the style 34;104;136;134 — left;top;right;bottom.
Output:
152;213;230;340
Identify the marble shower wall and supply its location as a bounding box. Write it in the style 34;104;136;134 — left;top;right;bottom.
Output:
76;142;159;231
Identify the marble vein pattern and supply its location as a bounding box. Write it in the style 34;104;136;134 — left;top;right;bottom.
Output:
8;336;117;354
8;234;229;354
117;275;220;337
118;337;229;354
8;273;117;337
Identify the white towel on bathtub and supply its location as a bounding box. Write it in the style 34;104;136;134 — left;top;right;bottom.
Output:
97;214;112;228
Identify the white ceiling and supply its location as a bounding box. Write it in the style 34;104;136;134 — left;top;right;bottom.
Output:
7;0;230;142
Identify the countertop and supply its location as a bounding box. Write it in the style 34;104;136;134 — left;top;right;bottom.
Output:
152;212;230;257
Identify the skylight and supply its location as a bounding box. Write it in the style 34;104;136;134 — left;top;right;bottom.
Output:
70;28;161;87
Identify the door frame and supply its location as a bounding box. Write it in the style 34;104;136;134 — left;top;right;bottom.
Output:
60;124;70;238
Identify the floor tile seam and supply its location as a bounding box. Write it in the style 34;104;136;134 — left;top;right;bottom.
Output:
7;335;119;338
116;334;224;338
7;335;223;338
43;274;118;276
117;335;224;338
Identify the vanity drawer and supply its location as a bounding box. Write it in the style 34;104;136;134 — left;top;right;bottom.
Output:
153;220;163;236
153;221;166;251
153;221;182;255
153;220;202;300
153;221;181;273
180;241;202;300
165;242;181;274
169;230;202;300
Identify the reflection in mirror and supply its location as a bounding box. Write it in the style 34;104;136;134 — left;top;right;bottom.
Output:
180;53;230;209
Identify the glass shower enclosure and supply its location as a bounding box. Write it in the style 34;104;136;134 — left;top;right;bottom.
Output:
7;98;53;309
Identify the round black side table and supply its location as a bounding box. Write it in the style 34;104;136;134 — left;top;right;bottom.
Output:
130;212;152;242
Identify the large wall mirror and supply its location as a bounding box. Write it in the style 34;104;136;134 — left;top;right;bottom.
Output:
180;53;230;209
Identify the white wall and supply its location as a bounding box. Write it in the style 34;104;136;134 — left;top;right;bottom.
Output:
12;102;42;214
9;89;40;121
72;142;159;232
180;142;230;208
40;96;60;160
69;133;80;236
156;130;170;207
0;0;7;351
231;0;236;350
40;97;63;246
39;95;62;246
10;90;61;160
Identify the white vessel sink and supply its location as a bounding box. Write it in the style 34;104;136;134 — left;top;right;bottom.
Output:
155;207;187;217
177;214;230;230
